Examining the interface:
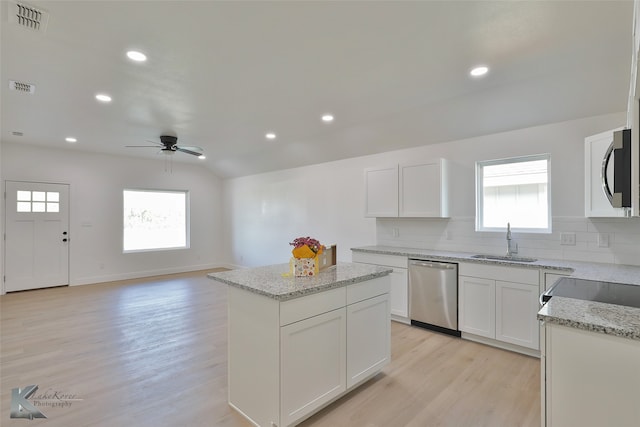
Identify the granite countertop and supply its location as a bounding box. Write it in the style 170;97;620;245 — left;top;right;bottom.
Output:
208;262;392;301
538;297;640;340
351;245;640;285
352;244;640;340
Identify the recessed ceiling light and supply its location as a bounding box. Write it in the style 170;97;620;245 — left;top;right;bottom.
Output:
198;155;206;160
265;132;276;140
470;66;489;77
95;93;112;102
65;137;77;143
126;50;147;62
322;114;334;122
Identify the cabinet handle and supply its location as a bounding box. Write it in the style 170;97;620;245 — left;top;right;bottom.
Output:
601;140;615;206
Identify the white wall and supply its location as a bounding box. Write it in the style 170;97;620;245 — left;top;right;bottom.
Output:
0;141;3;288
1;142;225;291
223;157;378;267
223;112;640;267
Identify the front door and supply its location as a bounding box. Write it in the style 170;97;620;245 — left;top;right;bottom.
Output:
4;181;70;292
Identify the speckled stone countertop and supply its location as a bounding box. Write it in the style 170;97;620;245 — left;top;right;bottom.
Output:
352;245;640;340
538;297;640;340
208;262;392;301
351;245;640;285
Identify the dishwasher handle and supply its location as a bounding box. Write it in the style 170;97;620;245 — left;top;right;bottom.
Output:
409;260;456;270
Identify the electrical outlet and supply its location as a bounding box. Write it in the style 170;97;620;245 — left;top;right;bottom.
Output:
598;233;610;248
560;232;576;246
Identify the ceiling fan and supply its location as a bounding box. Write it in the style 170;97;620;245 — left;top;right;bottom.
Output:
126;135;204;158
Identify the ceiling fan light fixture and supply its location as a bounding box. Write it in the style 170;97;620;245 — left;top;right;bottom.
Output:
198;155;206;160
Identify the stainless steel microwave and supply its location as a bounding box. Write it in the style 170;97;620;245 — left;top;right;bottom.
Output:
602;128;632;210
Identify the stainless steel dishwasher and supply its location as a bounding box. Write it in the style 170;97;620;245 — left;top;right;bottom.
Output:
408;259;460;337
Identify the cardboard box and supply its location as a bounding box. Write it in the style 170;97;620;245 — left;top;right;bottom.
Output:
317;244;337;271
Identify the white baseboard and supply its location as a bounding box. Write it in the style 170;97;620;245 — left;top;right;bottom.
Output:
71;263;228;286
461;332;540;358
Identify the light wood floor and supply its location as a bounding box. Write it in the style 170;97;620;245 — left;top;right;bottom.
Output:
1;271;540;426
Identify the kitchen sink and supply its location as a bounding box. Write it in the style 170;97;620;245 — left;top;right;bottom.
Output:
471;254;538;263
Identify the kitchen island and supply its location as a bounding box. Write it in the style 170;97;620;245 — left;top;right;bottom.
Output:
208;262;392;427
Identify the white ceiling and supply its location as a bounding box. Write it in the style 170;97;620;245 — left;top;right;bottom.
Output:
0;1;633;178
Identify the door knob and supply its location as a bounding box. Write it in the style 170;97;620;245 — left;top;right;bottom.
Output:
63;231;68;235
62;238;68;242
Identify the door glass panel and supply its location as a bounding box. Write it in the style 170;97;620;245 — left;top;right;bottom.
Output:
32;202;46;212
47;203;60;213
17;202;31;212
32;191;46;202
17;191;31;201
47;192;60;202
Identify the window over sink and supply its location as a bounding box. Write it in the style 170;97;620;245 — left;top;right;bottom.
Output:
476;154;551;233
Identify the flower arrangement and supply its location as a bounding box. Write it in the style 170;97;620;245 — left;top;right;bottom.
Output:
289;236;325;276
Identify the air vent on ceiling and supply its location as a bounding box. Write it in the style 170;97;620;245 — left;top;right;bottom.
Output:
8;1;49;33
9;80;36;94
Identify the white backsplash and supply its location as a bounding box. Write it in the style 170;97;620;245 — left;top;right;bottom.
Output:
376;216;640;266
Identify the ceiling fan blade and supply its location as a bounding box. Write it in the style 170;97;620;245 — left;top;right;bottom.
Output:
145;140;164;146
176;147;203;156
176;145;203;152
125;145;159;148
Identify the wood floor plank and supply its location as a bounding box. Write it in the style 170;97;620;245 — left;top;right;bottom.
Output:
1;271;539;426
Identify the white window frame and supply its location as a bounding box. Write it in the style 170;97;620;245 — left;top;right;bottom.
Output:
475;153;552;233
123;188;190;253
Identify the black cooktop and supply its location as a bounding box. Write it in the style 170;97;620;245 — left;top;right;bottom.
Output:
542;277;640;309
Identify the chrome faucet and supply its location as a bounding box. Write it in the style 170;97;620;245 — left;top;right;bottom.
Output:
506;222;518;257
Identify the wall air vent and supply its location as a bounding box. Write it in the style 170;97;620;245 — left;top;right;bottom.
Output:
9;80;36;94
8;1;49;33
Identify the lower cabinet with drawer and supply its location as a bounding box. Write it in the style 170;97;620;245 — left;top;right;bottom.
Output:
228;276;391;427
459;262;541;356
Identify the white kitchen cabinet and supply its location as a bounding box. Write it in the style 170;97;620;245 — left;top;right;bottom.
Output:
226;274;391;427
459;275;495;339
364;159;449;218
495;280;539;349
388;269;409;320
364;165;398;217
399;160;449;217
458;262;540;355
585;128;627;217
352;252;409;322
543;323;640;427
346;293;391;388
281;308;347;426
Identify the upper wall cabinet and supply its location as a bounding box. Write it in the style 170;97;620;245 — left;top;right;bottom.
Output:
364;159;449;218
585;129;627;217
364;165;399;217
